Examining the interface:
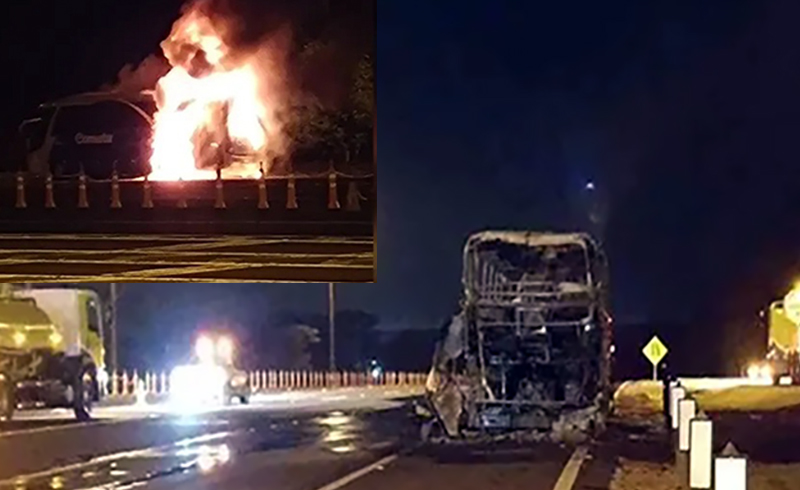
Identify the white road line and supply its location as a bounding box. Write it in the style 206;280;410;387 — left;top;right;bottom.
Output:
0;418;127;439
0;430;233;486
312;453;399;490
552;446;590;490
0;447;156;486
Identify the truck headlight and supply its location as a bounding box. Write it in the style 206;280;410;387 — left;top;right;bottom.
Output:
216;337;234;364
196;336;215;364
230;373;247;387
49;331;63;347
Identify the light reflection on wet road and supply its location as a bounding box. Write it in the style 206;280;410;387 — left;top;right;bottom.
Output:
0;403;416;490
0;388;601;490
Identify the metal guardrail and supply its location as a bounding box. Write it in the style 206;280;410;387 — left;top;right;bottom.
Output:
106;369;427;398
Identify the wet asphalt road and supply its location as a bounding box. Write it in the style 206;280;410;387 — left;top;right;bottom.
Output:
4;384;799;490
0;397;619;490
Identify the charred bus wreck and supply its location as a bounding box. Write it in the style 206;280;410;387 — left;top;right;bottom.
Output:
422;231;613;442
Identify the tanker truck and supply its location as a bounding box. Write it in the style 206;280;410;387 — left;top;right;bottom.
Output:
0;287;108;421
418;231;614;442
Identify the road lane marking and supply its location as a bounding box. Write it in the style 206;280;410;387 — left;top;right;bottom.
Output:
0;430;235;486
0;418;128;439
312;453;398;490
552;446;590;490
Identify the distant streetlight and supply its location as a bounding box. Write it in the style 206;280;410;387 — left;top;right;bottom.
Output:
585;181;595;191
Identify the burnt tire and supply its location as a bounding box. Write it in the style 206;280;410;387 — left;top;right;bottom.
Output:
73;365;96;422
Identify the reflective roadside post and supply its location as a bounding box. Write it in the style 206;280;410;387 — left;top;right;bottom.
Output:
714;442;747;490
671;383;686;430
677;397;697;479
689;413;713;489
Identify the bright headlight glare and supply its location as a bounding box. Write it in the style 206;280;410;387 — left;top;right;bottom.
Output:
196;336;215;364
170;364;227;404
49;331;63;346
216;337;234;362
231;374;247;387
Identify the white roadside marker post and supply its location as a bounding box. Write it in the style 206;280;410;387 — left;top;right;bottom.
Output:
677;397;697;480
671;384;686;430
715;442;747;490
678;397;696;450
689;413;713;489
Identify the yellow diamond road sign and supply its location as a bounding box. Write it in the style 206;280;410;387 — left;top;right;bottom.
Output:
643;335;668;367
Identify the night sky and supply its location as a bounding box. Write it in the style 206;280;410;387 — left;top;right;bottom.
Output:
5;1;800;362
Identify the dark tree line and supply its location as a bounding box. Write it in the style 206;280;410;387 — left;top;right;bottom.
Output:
281;0;374;171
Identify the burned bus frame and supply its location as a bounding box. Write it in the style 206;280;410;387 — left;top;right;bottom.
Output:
425;231;612;440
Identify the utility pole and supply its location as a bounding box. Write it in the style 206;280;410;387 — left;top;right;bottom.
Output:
109;284;118;373
328;283;336;371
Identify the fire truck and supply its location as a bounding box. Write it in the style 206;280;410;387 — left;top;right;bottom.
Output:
0;286;108;421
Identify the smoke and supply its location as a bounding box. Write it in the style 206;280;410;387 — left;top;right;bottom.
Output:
102;54;170;94
172;0;374;110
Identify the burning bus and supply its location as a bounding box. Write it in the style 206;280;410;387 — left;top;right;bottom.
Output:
19;2;284;183
0;1;375;283
19;91;156;180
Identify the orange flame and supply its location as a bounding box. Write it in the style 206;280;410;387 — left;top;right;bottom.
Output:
148;6;278;181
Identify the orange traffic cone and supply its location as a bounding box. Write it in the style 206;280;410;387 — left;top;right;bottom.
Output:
286;176;298;209
142;174;154;208
77;172;89;209
328;172;340;209
176;179;187;208
15;172;26;209
214;170;226;209
110;170;122;208
257;167;269;209
44;173;55;209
